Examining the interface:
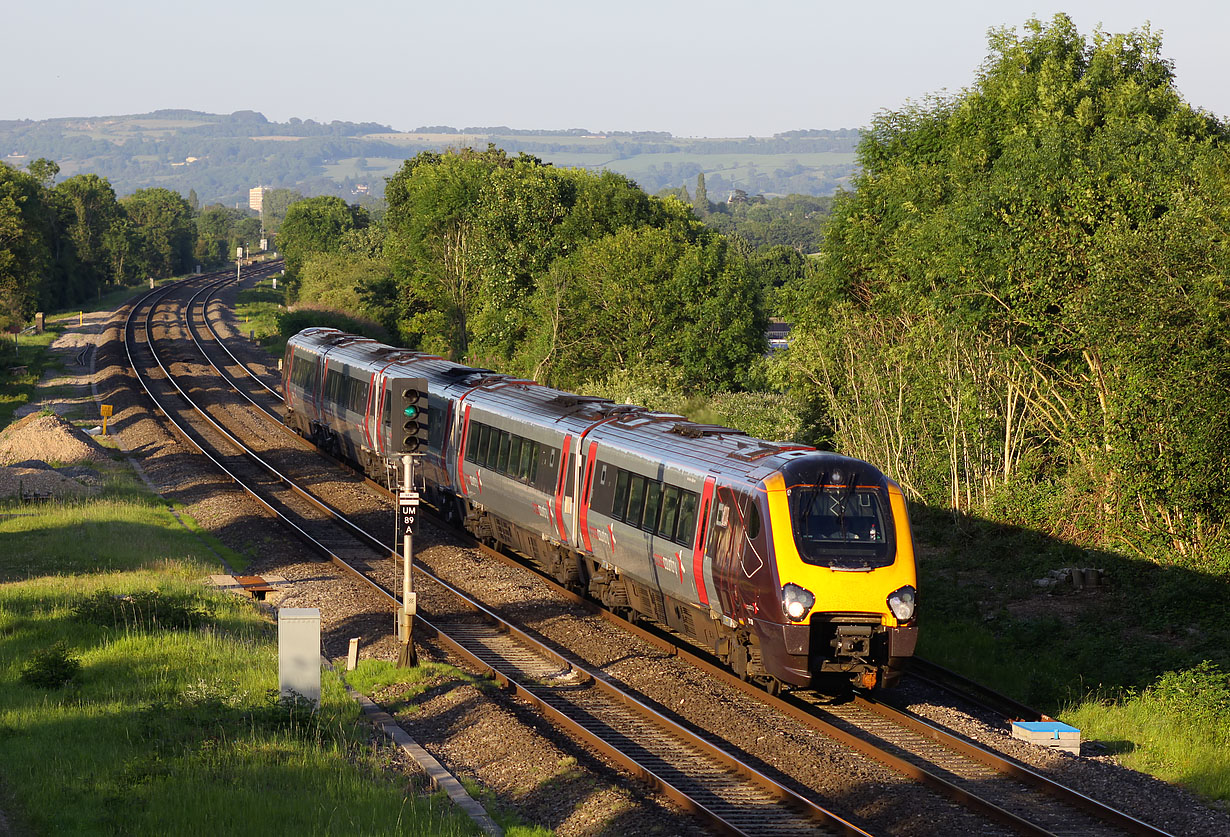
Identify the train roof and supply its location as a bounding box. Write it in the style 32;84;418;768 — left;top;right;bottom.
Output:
287;328;843;483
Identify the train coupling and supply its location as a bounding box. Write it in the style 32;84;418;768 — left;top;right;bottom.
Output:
830;624;873;657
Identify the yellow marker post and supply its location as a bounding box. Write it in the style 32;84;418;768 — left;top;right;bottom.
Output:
100;404;113;436
79;311;83;326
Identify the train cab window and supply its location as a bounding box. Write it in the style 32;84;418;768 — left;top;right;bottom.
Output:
788;486;893;568
496;432;512;473
643;482;663;534
743;498;761;539
625;475;647;528
676;490;699;546
612;471;630;520
657;486;681;540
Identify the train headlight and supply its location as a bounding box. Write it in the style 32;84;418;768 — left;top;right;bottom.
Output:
781;583;816;622
887;585;917;622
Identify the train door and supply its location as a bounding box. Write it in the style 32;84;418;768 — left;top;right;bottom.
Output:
709;487;769;621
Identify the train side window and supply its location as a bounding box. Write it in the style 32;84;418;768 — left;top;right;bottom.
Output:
464;422;478;463
658;486;681;540
496;431;512;473
612;470;630;520
520;440;537;482
534;446;556;493
324;369;343;408
676;490;699;546
480;424;496;468
506;436;523;477
427;398;446;451
471;423;488;465
625;475;646;528
643;482;663;534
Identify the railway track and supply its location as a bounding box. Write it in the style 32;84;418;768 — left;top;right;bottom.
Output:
121;270;1178;837
127;272;867;836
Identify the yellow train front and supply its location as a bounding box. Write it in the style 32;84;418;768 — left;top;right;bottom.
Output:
717;453;918;692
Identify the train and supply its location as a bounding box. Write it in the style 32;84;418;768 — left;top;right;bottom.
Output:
282;327;918;692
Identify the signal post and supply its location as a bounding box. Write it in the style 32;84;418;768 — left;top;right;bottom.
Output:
389;378;429;668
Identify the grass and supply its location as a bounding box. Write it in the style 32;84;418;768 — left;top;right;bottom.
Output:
1063;661;1230;801
0;329;63;427
234;277;290;356
0;494;486;835
912;505;1230;804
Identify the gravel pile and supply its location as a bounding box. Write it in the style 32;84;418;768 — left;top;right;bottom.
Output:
0;413;109;499
0;412;107;465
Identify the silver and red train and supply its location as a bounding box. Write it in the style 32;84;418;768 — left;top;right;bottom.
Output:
282;327;919;691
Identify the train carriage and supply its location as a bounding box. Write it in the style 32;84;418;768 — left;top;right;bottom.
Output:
283;328;918;692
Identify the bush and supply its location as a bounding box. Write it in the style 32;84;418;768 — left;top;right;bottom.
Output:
21;643;82;689
71;590;215;631
277;306;389;343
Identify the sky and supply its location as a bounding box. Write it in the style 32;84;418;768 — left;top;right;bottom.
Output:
4;1;1228;137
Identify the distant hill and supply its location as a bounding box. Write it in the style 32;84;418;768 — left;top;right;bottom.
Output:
0;110;860;206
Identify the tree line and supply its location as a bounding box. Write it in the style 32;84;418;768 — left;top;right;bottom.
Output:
0;159;261;327
278;146;785;396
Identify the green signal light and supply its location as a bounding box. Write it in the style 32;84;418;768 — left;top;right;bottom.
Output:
403;405;419;419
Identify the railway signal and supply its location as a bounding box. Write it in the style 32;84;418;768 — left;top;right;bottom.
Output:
388;377;429;454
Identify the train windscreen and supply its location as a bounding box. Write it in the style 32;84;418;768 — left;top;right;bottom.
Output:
787;486;895;569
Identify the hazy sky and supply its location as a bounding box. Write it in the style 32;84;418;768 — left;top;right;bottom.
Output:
5;1;1227;136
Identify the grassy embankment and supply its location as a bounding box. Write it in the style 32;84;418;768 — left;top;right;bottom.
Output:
913;508;1230;803
0;308;546;835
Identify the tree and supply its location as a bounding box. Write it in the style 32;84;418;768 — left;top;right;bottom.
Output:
0;163;53;321
27;158;59;187
120;188;195;279
694;172;709;215
261;188;305;233
52;174;121;303
278;196;368;282
530;224;765;391
776;14;1230;564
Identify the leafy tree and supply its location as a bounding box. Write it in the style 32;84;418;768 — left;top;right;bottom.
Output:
529;224;765;391
51;173;121;304
194;205;261;267
261;187;305;233
27;158;59;187
694;172;708;215
120;188;195;279
776;14;1230;566
0;163;52;322
278;196;368;283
